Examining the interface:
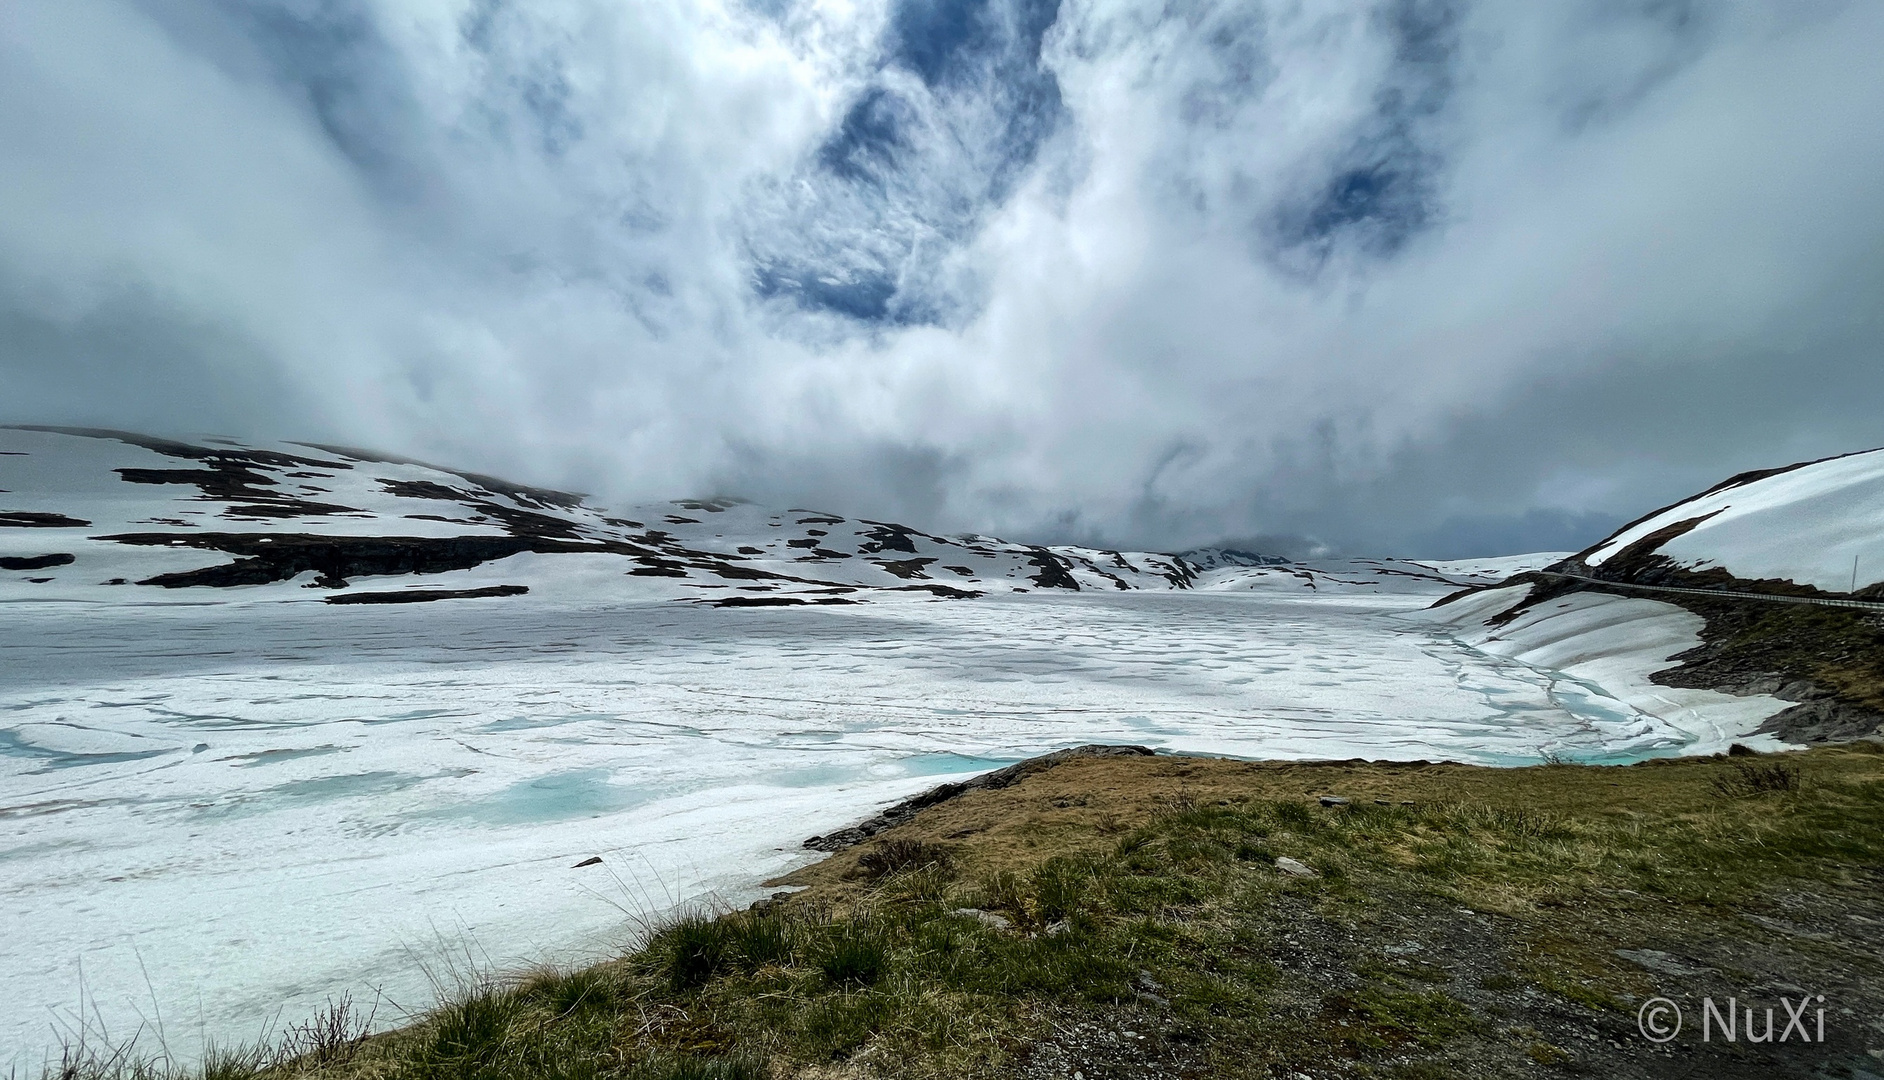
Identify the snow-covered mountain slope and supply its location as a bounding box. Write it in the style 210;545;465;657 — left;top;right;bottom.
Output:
0;427;1198;604
1187;552;1569;598
1417;552;1573;579
1422;448;1884;748
1572;447;1884;595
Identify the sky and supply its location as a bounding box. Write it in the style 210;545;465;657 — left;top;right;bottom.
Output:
2;0;1881;558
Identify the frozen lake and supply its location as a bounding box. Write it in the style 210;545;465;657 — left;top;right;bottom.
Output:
1;586;1690;1064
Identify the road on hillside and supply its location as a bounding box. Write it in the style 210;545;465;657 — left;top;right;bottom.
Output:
1537;571;1884;612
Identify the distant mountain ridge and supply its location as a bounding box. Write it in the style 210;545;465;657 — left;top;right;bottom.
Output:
1178;547;1292;570
0;427;1202;605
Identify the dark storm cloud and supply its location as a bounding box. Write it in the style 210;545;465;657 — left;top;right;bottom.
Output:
2;1;1881;557
0;280;314;438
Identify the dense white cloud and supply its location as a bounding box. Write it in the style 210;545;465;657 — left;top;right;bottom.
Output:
3;0;1880;555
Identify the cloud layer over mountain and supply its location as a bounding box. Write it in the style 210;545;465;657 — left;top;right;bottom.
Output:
4;0;1881;556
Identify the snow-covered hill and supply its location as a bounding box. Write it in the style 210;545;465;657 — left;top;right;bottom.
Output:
0;427;1200;605
1569;447;1884;596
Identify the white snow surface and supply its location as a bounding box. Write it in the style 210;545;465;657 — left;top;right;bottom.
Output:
0;429;1793;1064
1413;553;1572;579
1420;587;1791;757
1580;447;1884;592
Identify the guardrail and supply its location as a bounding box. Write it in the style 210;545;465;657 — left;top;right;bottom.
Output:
1536;571;1884;613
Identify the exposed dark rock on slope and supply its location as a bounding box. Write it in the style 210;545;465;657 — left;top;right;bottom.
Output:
325;584;530;605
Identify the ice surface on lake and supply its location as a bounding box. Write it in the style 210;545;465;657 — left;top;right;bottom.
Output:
0;580;1775;1065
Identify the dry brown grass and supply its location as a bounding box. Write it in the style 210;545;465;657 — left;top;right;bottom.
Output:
774;746;1884;910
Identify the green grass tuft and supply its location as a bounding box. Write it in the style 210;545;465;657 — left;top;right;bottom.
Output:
856;838;954;880
817;922;889;987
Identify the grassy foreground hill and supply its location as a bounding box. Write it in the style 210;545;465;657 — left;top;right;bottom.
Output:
58;746;1884;1080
